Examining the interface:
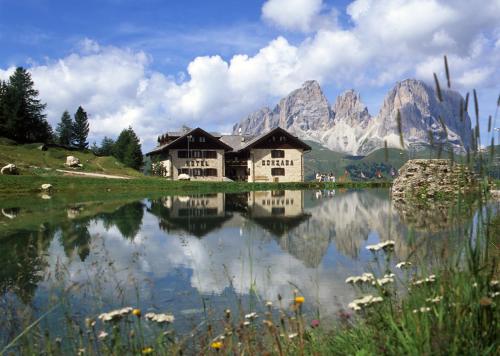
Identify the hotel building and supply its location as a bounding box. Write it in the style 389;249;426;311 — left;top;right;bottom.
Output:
146;127;311;182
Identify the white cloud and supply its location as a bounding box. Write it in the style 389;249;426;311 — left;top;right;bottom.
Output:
262;0;323;32
1;1;498;149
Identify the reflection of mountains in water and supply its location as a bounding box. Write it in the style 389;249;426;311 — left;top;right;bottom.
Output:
146;190;408;267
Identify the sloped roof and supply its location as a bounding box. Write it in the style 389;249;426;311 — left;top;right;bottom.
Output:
147;126;311;156
146;127;232;155
219;134;256;151
237;127;311;152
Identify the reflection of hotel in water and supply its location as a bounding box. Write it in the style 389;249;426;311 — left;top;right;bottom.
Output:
148;190;310;238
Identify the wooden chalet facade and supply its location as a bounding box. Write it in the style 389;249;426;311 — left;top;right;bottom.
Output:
146;127;311;182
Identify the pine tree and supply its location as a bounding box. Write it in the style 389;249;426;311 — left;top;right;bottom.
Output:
0;80;7;137
72;106;89;149
2;67;52;143
55;110;73;146
99;136;115;156
114;127;143;170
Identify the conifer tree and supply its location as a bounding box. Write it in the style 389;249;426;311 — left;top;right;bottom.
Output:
55;110;73;145
0;80;7;137
72;106;89;149
99;136;115;156
114;127;143;170
2;67;52;143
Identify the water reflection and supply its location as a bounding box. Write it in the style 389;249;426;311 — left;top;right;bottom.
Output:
0;189;480;335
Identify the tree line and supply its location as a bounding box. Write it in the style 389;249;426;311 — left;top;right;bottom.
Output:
0;67;143;170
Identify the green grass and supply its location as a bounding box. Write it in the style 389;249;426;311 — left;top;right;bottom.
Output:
0;174;391;199
0;138;143;177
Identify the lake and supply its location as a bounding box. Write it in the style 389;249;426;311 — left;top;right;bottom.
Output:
0;188;478;343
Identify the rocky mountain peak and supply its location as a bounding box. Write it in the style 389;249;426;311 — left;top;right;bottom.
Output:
234;79;472;156
332;89;371;127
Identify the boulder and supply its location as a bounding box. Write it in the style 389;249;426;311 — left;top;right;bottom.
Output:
65;156;81;167
178;173;191;181
1;163;19;175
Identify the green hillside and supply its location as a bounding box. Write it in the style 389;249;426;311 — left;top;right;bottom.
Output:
303;140;409;180
0;137;143;177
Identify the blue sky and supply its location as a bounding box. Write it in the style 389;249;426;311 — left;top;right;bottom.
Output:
0;0;498;150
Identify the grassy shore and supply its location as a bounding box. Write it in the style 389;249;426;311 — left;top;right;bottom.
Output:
0;174;391;198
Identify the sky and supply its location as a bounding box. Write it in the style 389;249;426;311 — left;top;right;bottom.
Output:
0;0;499;151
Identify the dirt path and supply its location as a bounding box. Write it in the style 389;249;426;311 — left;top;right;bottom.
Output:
56;169;132;179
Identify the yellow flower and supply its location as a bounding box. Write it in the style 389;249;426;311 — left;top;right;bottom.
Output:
132;309;141;317
294;296;305;304
211;341;223;350
142;346;154;354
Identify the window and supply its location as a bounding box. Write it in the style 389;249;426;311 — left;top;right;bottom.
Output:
204;168;218;176
203;150;217;158
192;150;202;158
192;168;202;176
178;168;189;175
271;190;285;197
271;207;285;216
199;136;206;142
271;168;285;176
271;150;285;158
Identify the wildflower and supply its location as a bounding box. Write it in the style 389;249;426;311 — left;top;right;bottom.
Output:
366;240;395;252
376;274;395;286
348;295;383;311
411;275;436;286
489;292;499;298
345;273;375;284
98;307;133;322
142;347;154;354
243;321;250;326
265;301;273;307
426;296;443;304
294;296;305;304
211;341;223;350
244;312;258;320
396;261;412;269
413;307;431;313
132;309;141;317
490;280;499;287
145;312;175;324
472;282;478;288
311;319;320;328
98;331;108;340
288;333;298;339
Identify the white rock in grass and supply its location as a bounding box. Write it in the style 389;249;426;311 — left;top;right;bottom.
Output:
1;163;19;175
41;183;53;191
178;173;191;180
65;156;80;167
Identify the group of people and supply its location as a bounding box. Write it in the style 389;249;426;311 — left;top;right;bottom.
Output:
315;172;336;182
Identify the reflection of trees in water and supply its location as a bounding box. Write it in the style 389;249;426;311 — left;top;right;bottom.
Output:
0;223;55;304
0;201;146;304
98;202;145;239
60;220;92;261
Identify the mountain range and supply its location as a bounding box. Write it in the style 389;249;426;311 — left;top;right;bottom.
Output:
233;79;473;156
